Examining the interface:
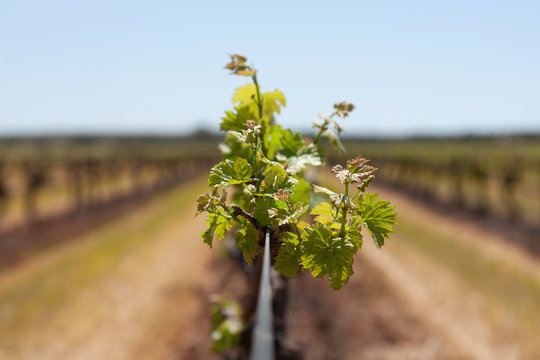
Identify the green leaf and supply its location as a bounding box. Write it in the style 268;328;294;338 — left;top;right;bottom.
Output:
274;232;301;277
228;130;248;143
232;84;257;106
232;84;283;121
278;129;304;157
254;196;276;227
266;125;283;160
209;158;252;186
201;212;232;247
231;85;285;122
269;203;309;226
357;193;396;248
221;133;253;161
275;130;323;174
301;223;357;290
262;89;286;119
289;178;311;205
263;162;290;192
235;223;260;266
196;187;227;216
346;218;363;248
196;192;212;216
220;106;254;132
311;202;333;224
281;230;299;245
279;144;324;175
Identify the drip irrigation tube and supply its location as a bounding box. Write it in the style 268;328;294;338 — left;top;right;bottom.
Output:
249;230;275;360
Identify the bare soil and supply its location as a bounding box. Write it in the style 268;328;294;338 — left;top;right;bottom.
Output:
175;251;467;360
282;259;467;360
8;179;535;359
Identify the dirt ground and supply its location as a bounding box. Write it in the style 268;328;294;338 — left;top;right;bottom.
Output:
283;260;466;360
184;184;540;360
179;250;467;360
362;185;540;360
3;179;538;359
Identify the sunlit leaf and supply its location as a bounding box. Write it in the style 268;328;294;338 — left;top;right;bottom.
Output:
278;129;304;157
356;193;396;248
289;178;311;204
262;89;286;119
232;84;257;106
269;203;309;226
301;223;356;290
209;158;252;187
220;106;254;132
311;201;333;224
201;212;232;247
254;196;276;227
346;218;363;248
235;223;260;266
263;161;291;192
274;232;301;277
266;125;283;160
280;144;323;175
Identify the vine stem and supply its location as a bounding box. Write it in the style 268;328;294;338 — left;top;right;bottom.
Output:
252;74;263;120
232;205;258;228
313;111;338;145
253;136;261;194
339;181;349;237
313;127;324;145
252;74;267;157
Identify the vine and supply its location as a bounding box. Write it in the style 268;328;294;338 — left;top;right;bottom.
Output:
196;54;397;353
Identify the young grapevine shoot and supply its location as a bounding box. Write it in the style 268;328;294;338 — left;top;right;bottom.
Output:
197;54;397;290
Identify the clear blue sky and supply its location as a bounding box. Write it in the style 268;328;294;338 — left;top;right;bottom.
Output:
1;0;539;136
